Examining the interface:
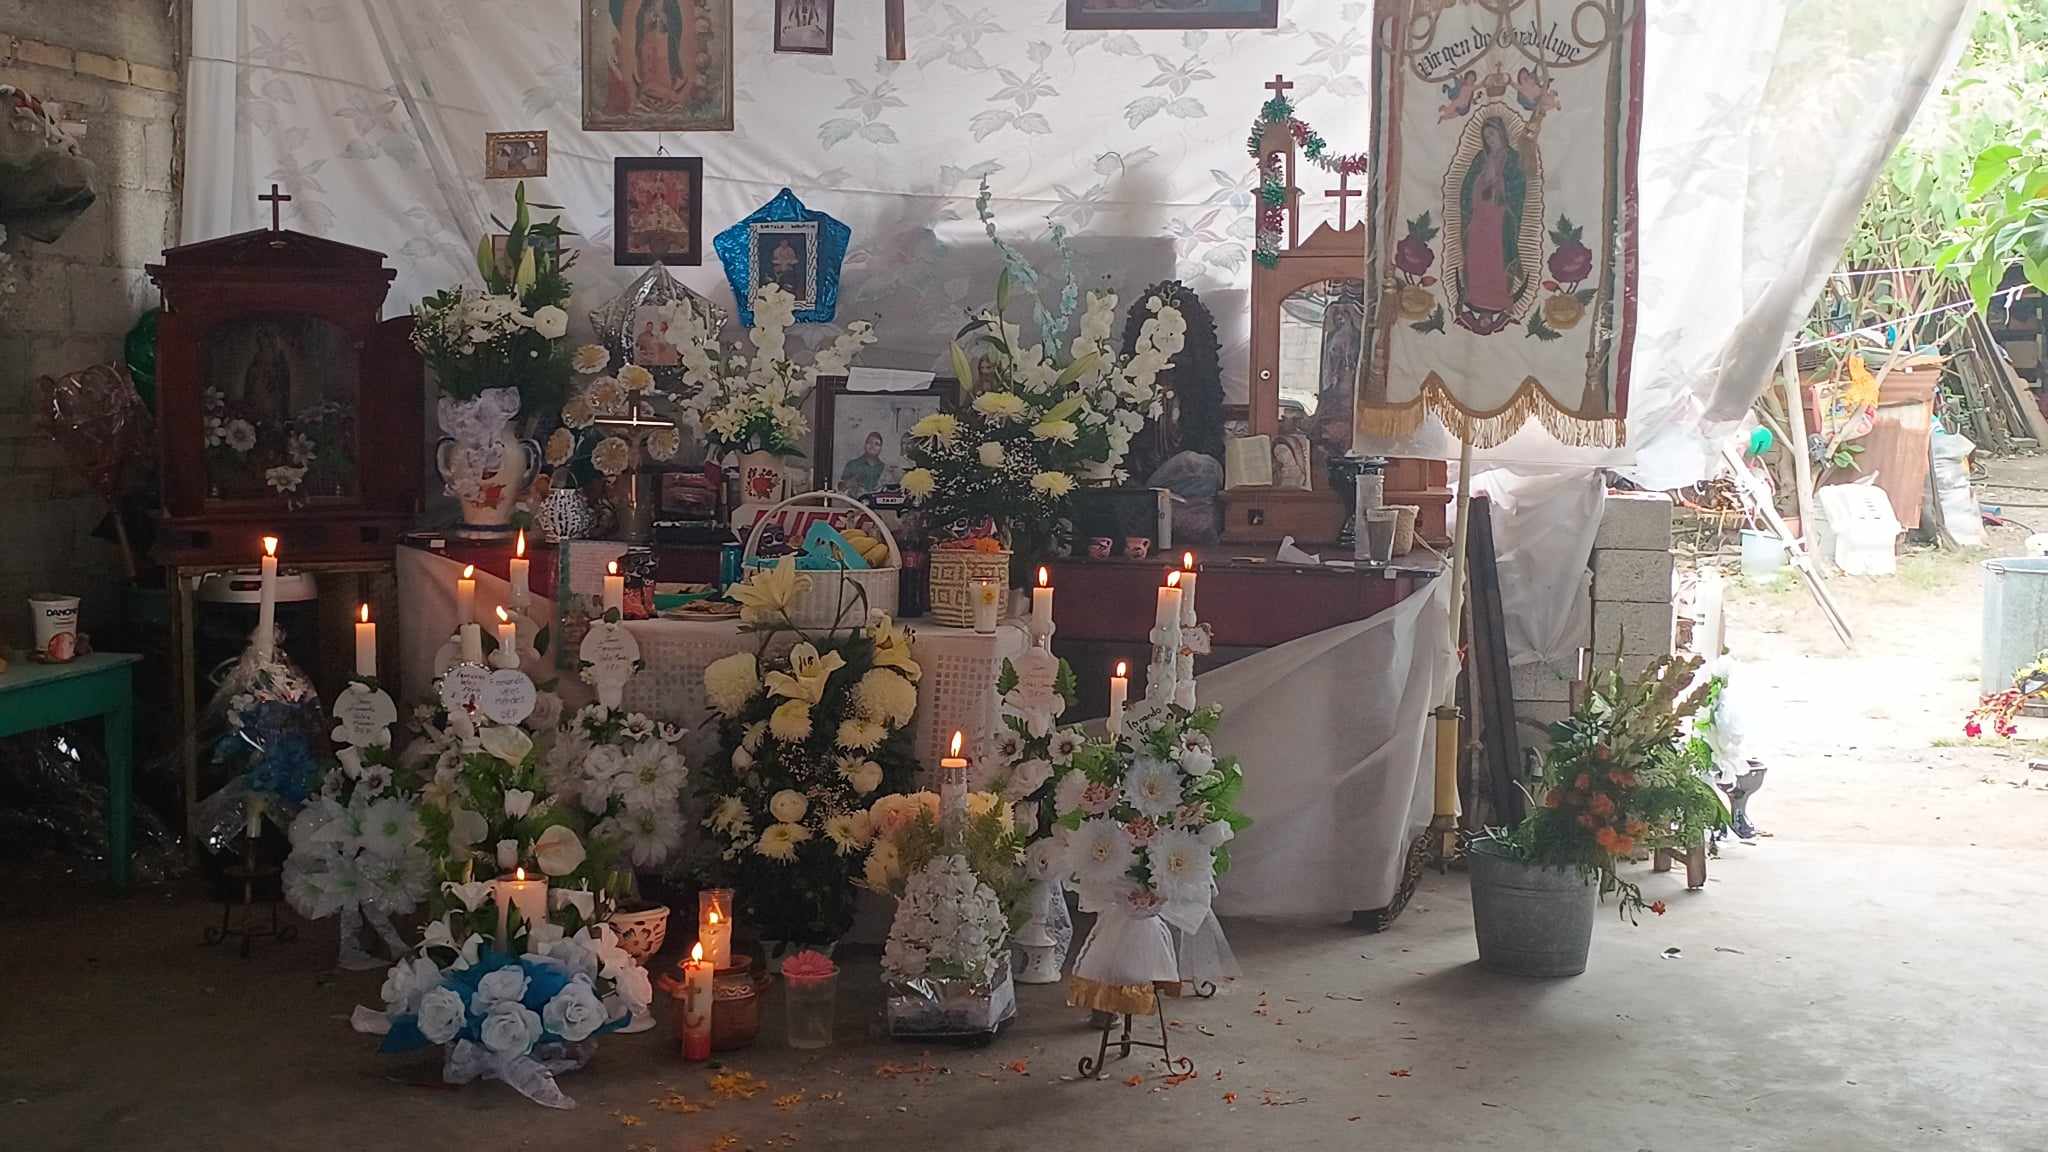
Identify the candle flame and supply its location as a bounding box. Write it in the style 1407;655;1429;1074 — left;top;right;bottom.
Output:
359;603;370;624
950;730;964;757
496;606;510;623
462;564;475;579
1116;660;1128;677
607;560;619;576
708;908;722;926
1166;570;1181;588
1183;551;1195;570
1037;565;1049;587
261;535;278;557
515;867;526;881
691;941;704;963
515;528;527;558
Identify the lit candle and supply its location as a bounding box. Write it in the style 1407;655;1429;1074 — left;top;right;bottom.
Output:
1155;571;1184;630
495;605;518;667
460;622;483;665
1108;660;1128;738
492;866;549;950
1179;552;1199;628
354;603;376;679
699;888;734;970
457;563;477;624
603;559;624;616
972;579;999;634
254;535;279;663
1030;565;1054;640
509;529;531;610
939;730;969;831
681;942;714;1061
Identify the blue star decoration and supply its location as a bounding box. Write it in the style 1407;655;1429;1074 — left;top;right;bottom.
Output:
713;188;851;327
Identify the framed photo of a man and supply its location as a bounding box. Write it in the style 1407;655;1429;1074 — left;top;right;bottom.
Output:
583;0;735;132
615;156;704;266
749;221;818;311
774;0;834;54
813;378;955;500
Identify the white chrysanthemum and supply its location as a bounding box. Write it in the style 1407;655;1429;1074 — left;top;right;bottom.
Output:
1030;471;1074;497
853;668;918;727
1053;770;1091;821
704;651;760;717
1070;817;1137;884
1122;757;1183;819
1146;827;1214;900
971;391;1028;421
710;794;750;834
770;698;813;743
837;717;886;752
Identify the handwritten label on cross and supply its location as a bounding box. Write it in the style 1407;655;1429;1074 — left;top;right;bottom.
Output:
1265;74;1293;98
1325;170;1360;231
259;183;291;231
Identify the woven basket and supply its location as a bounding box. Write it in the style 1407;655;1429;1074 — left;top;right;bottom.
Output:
742;490;901;630
928;548;1011;627
1388;504;1419;555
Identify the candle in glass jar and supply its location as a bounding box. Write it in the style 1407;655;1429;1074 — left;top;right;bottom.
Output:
698;888;734;970
492;866;548;950
603;560;624;615
1179;552;1199;627
939;730;969;829
1108;661;1128;738
971;580;999;634
681;942;714;1061
255;536;279;663
495;606;518;666
456;563;477;624
355;603;377;679
509;530;531;609
1030;566;1054;639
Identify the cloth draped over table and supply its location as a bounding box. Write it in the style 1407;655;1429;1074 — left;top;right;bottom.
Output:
1357;0;1643;450
1208;577;1454;921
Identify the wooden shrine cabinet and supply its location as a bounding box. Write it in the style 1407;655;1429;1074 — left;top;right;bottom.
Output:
1224;86;1448;547
147;219;423;565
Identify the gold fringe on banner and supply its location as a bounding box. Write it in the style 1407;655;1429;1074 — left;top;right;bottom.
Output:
1356;377;1626;451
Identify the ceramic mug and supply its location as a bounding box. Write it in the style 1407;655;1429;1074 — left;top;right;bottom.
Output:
1123;536;1153;560
1087;536;1115;560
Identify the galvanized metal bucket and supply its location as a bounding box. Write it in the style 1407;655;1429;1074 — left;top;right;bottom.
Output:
1468;839;1596;977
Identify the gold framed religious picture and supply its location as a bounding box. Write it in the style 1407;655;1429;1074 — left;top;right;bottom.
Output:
615;156;704;266
583;0;735;131
774;0;834;54
483;131;548;179
1064;0;1278;29
749;220;819;311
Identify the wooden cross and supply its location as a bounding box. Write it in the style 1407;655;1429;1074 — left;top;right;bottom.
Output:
1325;170;1360;231
259;183;291;231
1265;73;1293;98
885;0;905;61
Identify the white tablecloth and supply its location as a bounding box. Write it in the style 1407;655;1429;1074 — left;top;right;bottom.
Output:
396;547;1023;775
1209;576;1455;922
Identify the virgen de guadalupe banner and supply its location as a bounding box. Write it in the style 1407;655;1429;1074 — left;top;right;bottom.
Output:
1357;0;1643;448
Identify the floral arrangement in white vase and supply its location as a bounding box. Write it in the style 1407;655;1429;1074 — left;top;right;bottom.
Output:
543;702;689;872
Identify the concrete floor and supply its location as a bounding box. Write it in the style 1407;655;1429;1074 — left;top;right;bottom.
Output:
10;490;2048;1150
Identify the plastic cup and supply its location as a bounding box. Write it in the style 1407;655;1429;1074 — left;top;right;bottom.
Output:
781;951;839;1050
29;593;80;661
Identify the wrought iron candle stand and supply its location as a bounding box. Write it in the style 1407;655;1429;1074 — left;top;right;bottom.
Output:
1079;1004;1195;1080
204;822;296;958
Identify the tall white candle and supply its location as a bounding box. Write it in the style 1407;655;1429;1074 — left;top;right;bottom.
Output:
254;536;279;663
509;530;531;610
1154;578;1183;630
603;560;624;615
1108;661;1128;738
460;622;483;665
495;605;518;666
1179;552;1199;628
354;603;376;679
456;564;477;624
939;730;969;831
1030;566;1054;640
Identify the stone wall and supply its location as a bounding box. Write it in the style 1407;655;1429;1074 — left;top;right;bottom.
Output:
0;2;179;647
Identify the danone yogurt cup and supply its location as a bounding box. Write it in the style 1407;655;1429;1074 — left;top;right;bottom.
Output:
29;593;80;662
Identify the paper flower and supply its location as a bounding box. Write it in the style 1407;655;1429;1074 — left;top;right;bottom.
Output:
225;418;257;453
358;797;420;858
617;363;655;393
756;821;812;861
1053;771;1091;820
531;305;569;340
1147;827;1214;900
1122;757;1183;819
533;824;587;877
1070;817;1137;884
560;395;595;429
473;965;530;1013
770;788;810;825
1048;730;1084;765
1006;757;1054;800
542;979;609;1042
647;426;681;461
416;986;467;1044
545;428;575;467
591;436;632;477
479;999;543;1056
572;344;610;374
1198;820;1235;849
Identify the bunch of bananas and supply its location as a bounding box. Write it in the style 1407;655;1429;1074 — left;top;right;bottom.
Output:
837;525;892;568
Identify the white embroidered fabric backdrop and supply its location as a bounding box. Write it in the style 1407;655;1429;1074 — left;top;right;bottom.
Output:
186;0;1389;410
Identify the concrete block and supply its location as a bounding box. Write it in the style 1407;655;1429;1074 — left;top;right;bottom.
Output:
67;264;150;334
108;84;175;120
1593;491;1673;551
99;114;147;190
1592;547;1675;605
73;49;128;84
141;119;173;191
26;332;120;380
1510;661;1574;703
1591;599;1673;658
129;60;177;93
1516;701;1574;744
12;36;74;71
106;188;173;266
11;257;70;331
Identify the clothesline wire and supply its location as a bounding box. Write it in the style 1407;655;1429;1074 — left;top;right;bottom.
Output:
1790;287;2024;352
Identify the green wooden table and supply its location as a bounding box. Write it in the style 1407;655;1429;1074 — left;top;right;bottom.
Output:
0;652;141;891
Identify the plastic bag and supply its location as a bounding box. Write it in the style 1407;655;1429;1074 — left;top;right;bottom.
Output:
1931;427;1984;548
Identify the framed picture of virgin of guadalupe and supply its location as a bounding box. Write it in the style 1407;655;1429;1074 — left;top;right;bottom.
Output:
583;0;735;132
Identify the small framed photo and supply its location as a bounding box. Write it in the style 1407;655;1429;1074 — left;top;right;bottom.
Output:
615;156;704;266
749;220;820;311
774;0;835;54
813;377;956;500
484;131;548;179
